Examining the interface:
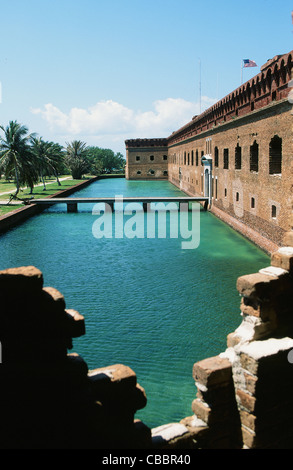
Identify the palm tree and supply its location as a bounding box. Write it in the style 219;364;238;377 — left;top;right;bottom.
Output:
46;142;65;185
0;121;36;197
30;137;65;190
65;140;90;179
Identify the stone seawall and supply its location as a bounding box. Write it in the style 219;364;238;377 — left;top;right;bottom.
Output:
209;206;280;255
169;180;279;255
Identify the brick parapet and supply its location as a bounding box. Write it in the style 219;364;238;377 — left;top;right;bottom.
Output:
168;51;292;146
1;247;293;449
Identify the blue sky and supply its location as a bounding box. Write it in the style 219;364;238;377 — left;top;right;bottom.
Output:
0;0;292;155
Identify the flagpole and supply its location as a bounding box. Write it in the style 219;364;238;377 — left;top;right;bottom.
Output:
241;60;243;85
199;58;201;114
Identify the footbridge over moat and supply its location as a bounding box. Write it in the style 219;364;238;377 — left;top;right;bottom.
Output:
29;196;209;212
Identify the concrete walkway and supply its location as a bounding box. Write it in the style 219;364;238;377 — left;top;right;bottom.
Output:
0;200;23;206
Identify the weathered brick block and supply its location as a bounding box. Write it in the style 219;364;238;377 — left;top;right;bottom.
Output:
196;382;236;406
191;399;211;424
240;297;277;322
243;372;258;395
0;266;43;293
240;410;256;432
236;389;256;413
240;401;293;435
65;309;86;338
88;364;138;405
42;287;66;313
241;425;256;448
88;364;137;387
271;247;293;272
236;272;289;301
193;356;232;388
239;337;293;376
241;416;293;449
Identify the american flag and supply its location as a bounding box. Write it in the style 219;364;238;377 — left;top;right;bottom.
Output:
243;59;257;68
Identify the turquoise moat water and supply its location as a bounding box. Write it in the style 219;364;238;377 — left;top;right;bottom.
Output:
0;178;269;429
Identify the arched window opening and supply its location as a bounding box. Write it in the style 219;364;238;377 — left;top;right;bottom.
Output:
235;144;242;170
246;84;251;102
223;149;229;169
273;65;280;87
266;70;272;92
250;141;259;173
269;136;282;175
214;147;219;167
256;79;261;96
280;61;286;85
271;205;277;218
261;74;266;94
252;82;256;100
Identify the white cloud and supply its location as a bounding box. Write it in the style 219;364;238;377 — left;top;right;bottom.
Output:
31;96;217;152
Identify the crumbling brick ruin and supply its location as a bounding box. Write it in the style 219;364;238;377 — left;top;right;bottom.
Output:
0;268;150;449
0;216;292;449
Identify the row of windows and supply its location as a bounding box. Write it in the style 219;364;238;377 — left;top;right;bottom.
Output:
229;192;277;218
172;150;203;166
171;135;283;175
136;170;168;176
214;136;282;174
211;180;278;219
135;155;168;162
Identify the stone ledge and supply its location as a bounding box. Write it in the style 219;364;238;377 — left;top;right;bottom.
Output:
151;422;197;449
193;356;232;388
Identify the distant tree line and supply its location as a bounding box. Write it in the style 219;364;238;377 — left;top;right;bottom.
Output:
0;120;125;197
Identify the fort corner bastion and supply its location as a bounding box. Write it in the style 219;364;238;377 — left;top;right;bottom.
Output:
125;50;293;254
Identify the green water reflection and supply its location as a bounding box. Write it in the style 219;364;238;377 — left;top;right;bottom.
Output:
0;179;269;428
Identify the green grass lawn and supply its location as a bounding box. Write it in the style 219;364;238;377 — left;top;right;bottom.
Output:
0;175;71;197
0;176;94;217
0;204;24;216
